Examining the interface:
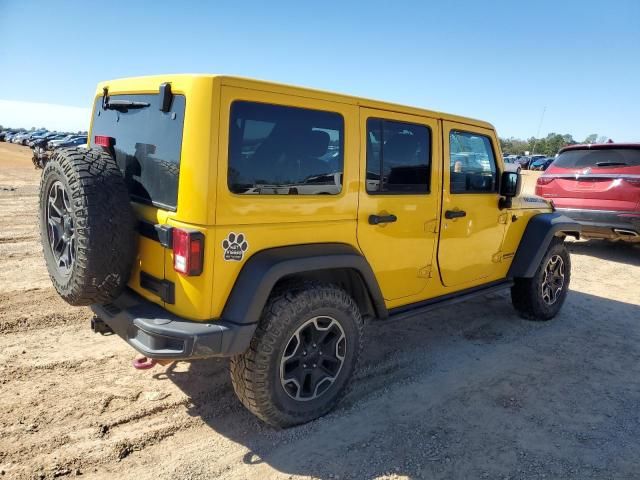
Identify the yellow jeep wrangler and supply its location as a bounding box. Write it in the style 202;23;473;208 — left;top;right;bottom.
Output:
39;75;580;427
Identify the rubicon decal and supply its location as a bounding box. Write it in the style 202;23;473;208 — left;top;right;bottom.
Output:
223;233;248;261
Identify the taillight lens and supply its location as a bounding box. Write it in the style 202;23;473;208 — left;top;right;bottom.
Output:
172;229;204;276
537;176;554;186
94;135;113;147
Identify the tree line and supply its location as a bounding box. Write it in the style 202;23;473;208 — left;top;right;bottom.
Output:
500;133;608;156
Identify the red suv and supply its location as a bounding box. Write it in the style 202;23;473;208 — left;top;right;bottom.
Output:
535;143;640;242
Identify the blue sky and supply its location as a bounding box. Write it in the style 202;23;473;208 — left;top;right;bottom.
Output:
1;0;639;141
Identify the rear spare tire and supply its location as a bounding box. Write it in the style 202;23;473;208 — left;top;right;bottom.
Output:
39;147;136;306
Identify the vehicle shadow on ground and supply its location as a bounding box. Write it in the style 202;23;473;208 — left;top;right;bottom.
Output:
164;284;640;479
568;239;640;266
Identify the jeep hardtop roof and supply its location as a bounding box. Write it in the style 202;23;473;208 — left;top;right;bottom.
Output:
95;74;495;132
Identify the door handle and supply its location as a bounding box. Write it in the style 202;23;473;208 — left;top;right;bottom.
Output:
369;214;397;225
445;210;466;219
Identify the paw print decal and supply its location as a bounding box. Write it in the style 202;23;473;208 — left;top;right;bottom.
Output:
222;232;248;261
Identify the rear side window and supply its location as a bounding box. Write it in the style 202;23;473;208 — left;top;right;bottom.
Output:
228;101;344;195
553;148;640;168
90;94;185;210
366;118;431;194
449;131;497;194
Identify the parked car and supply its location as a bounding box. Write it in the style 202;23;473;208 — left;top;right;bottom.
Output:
29;132;61;148
52;136;87;150
47;135;80;149
0;129;23;141
514;156;531;169
535;143;640;241
4;130;24;142
529;157;555;171
516;154;547;170
503;155;522;172
38;74;580;428
42;133;68;144
14;130;47;145
10;132;29;144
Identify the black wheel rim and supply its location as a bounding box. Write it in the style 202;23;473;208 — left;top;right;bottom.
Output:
541;254;565;305
279;316;346;402
46;180;75;276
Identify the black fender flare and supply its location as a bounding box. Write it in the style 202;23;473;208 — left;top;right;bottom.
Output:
221;243;387;325
508;213;581;278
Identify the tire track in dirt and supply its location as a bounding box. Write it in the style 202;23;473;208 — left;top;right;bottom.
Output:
0;288;89;334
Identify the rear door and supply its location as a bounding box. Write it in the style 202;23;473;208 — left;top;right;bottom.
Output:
437;123;505;287
356;108;440;301
89;93;186;305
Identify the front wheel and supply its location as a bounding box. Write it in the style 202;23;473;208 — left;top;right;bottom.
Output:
230;282;364;428
511;238;571;321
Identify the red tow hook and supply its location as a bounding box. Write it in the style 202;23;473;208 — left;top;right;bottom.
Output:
132;356;157;370
132;356;175;370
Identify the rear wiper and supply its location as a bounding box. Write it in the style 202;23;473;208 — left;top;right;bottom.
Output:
105;99;150;111
596;161;628;167
102;87;149;111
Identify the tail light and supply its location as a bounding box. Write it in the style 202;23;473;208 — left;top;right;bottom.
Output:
172;229;204;276
536;176;554;186
94;135;114;147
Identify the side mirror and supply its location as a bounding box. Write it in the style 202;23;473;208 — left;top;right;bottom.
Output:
498;171;521;209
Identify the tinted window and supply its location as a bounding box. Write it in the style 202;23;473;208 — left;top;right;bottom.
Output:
449;131;497;194
228;101;344;195
553;148;640;168
90;94;185;210
366;118;430;193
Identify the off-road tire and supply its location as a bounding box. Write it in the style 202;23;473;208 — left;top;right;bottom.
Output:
511;237;571;321
39;147;136;306
230;282;364;428
156;159;180;177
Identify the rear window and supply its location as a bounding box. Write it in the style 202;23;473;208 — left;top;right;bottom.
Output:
228;101;344;195
553;148;640;169
90;94;186;210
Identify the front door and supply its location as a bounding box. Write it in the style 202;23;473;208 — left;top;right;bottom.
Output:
357;108;440;301
437;122;505;287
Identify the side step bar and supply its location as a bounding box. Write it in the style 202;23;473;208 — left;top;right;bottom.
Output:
388;280;513;322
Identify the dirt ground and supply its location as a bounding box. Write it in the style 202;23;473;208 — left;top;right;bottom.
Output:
1;142;639;480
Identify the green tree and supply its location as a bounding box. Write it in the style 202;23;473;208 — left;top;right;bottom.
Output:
500;137;529;155
584;133;598;143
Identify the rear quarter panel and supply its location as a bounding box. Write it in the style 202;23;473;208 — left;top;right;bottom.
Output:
91;75;218;320
209;82;360;318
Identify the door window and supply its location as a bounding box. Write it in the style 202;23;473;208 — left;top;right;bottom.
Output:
449;131;497;194
366;118;431;194
228;101;344;195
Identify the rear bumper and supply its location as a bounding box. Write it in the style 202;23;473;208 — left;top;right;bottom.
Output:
91;290;257;359
555;208;640;239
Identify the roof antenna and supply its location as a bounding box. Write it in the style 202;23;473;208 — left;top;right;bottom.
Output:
530;106;546;155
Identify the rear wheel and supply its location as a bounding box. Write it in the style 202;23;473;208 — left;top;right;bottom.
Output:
230;282;364;428
511;238;571;320
39;147;136;306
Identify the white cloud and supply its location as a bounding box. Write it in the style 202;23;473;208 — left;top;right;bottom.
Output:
0;99;91;132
